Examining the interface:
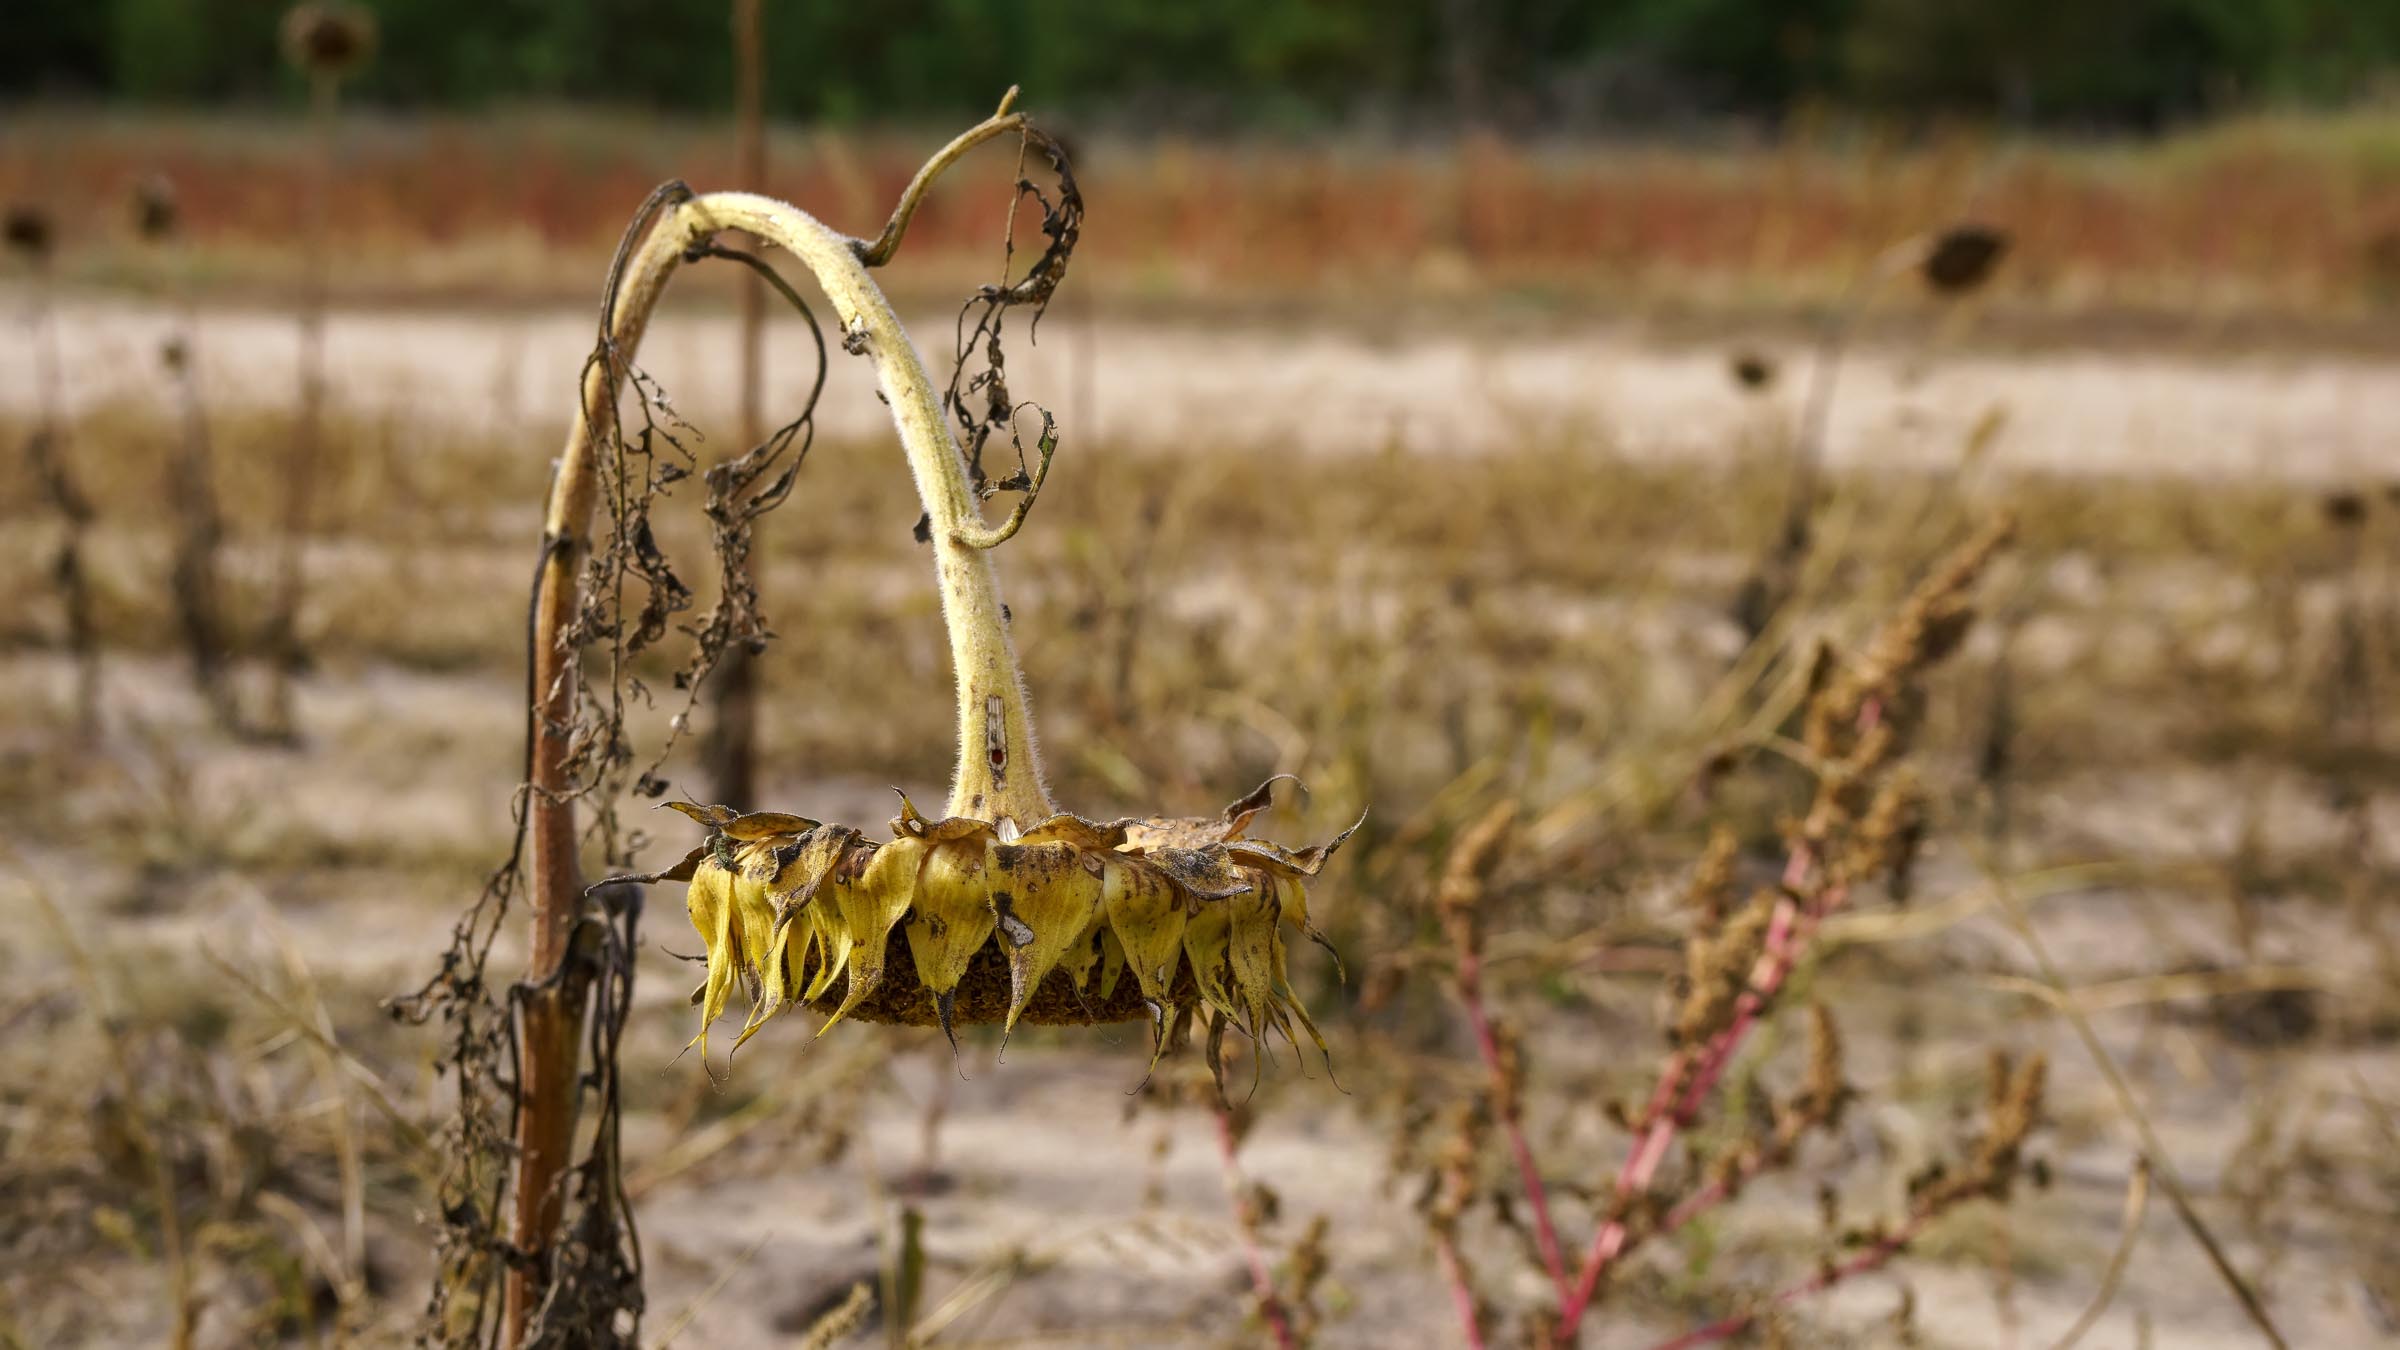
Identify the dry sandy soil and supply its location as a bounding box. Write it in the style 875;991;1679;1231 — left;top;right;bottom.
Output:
7;293;2400;481
3;295;2397;1348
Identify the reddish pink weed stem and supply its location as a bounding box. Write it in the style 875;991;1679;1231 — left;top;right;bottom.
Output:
1213;1104;1299;1350
1453;940;1572;1302
1642;1210;1932;1349
1432;1227;1488;1350
1559;842;1863;1333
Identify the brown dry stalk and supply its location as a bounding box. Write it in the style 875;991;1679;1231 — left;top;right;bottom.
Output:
11;216;102;739
265;66;339;735
1987;866;2290;1349
1736;226;2008;640
700;0;769;808
140;182;241;732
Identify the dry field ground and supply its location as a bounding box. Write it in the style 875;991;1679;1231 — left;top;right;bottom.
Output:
4;114;2400;1350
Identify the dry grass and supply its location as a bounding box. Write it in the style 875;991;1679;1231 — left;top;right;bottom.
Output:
10;106;2400;329
2;357;2396;1343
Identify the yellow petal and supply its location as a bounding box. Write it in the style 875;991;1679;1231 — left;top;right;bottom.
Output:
1096;924;1127;1001
1056;906;1107;992
1180;896;1239;1022
684;859;740;1058
989;841;1106;1037
1100;855;1188;1005
905;837;997;1003
819;835;927;1035
728;841;781;1011
1225;882;1282;1039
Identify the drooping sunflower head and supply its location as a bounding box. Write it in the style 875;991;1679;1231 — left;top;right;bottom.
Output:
639;778;1359;1078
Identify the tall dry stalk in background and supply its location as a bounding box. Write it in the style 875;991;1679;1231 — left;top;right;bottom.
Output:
137;175;242;732
265;3;373;738
701;0;770;808
9;204;101;739
1734;224;2007;639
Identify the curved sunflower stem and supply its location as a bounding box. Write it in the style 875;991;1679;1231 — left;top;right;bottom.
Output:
689;190;1052;829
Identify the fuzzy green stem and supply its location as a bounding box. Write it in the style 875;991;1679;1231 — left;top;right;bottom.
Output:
690;191;1050;828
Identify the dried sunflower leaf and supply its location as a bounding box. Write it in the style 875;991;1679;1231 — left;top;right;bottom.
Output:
1222;807;1366;878
1096;925;1127;1001
1145;846;1252;901
1225;883;1283;1039
591;844;708;892
1015;811;1130;850
724;810;821;841
664;800;742;829
1057;909;1107;992
1220;773;1302;835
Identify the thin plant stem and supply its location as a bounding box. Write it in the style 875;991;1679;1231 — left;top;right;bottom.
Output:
9;851;195;1349
702;0;769;808
1557;702;1879;1339
2049;1158;2151;1350
266;67;340;736
1432;1227;1486;1350
1642;1208;1938;1350
1985;867;2289;1349
1452;937;1569;1302
24;249;101;739
1559;874;1845;1335
1211;1104;1298;1350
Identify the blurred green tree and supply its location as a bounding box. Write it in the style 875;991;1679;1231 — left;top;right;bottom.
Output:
0;0;2389;128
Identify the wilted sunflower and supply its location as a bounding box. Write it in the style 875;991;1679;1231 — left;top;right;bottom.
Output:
564;127;1364;1079
647;779;1357;1073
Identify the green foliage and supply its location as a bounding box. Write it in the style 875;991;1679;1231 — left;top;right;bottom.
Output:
2;0;2395;127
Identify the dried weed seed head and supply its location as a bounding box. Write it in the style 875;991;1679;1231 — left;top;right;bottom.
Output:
280;2;376;76
1730;350;1777;392
1920;224;2009;295
1911;1050;2048;1212
2322;488;2366;529
4;204;54;261
132;175;178;242
1800;516;2013;843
